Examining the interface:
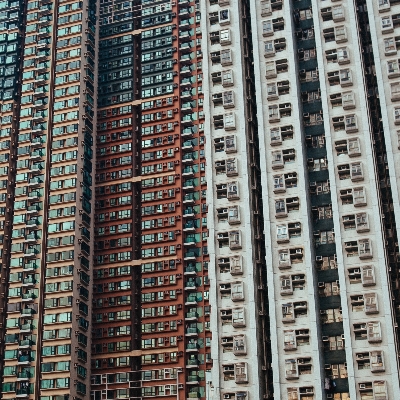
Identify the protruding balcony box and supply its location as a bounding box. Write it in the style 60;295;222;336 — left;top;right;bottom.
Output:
184;265;197;275
16;388;30;398
17;370;31;381
31;134;44;144
182;155;195;168
25;220;39;230
184;252;196;261
187;392;200;400
184;281;197;291
21;308;35;319
183;181;195;191
186;376;200;385
26;205;40;216
182;167;195;177
186;343;199;353
185;312;199;321
24;248;38;258
182;141;194;151
29;163;43;174
186;359;200;368
181;90;192;100
180;41;192;51
28;178;41;188
25;233;37;244
23;262;38;272
179;18;191;29
180;66;192;76
30;149;43;161
21;293;36;302
18;339;33;350
183;221;196;232
183;208;195;218
22;276;36;288
180;54;193;64
183;194;195;204
185;327;199;337
27;192;41;202
185;296;198;306
184;238;196;247
17;353;31;365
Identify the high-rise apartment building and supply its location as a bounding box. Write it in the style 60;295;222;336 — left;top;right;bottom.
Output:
203;0;400;398
1;0;400;399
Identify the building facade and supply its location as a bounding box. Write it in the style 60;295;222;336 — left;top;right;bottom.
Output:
0;0;400;400
202;0;400;399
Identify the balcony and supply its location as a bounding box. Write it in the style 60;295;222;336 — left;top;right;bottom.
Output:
180;42;192;53
184;252;197;261
26;205;40;217
21;308;35;318
22;276;36;287
181;128;194;138
186;359;200;368
30;137;44;148
17;354;32;364
186;376;200;385
34;51;49;61
186;343;199;352
187;393;200;400
25;220;39;230
180;66;192;76
183;222;196;232
184;238;196;247
185;296;198;306
21;293;36;302
180;51;193;63
27;192;41;202
28;178;41;188
25;233;37;244
30;149;44;161
17;370;31;381
183;209;195;218
24;248;38;259
23;262;38;272
35;63;48;73
16;389;30;398
183;195;195;205
18;339;33;350
184;281;197;291
29;163;43;174
182;141;194;151
185;328;199;337
183;181;195;191
37;29;51;38
182;167;195;177
184;265;197;275
179;8;190;17
182;154;194;164
185;312;199;321
33;76;46;86
181;116;194;126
